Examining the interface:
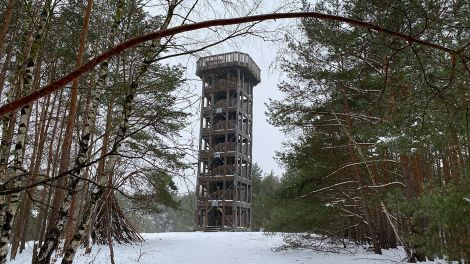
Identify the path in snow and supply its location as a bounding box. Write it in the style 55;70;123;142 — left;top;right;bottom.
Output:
12;232;444;264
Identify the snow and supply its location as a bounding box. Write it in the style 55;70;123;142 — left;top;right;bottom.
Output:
12;232;447;264
376;136;398;144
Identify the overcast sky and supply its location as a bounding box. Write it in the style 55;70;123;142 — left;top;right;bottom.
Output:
147;0;303;190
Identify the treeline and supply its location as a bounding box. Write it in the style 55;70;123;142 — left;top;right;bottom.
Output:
126;191;196;233
258;0;470;262
0;1;191;263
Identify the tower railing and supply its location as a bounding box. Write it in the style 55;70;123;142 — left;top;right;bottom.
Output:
202;99;250;113
211;164;237;176
196;52;261;83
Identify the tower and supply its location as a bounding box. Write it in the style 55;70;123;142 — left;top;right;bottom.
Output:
195;52;260;231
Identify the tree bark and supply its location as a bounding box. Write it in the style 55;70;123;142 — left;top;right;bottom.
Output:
36;88;65;251
36;2;124;263
9;101;41;259
18;87;53;254
63;0;94;247
339;87;382;254
0;39;14;101
0;0;16;63
10;44;50;258
0;2;51;262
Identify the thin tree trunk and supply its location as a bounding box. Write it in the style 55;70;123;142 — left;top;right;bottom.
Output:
18;90;53;253
36;89;65;251
64;0;94;247
63;2;177;262
0;0;16;62
10;46;49;259
9;101;41;259
106;192;116;264
339;87;382;254
78;72;97;255
0;41;14;101
36;2;125;263
0;2;51;261
23;92;53;256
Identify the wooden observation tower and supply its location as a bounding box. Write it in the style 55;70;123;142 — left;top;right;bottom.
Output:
195;52;260;231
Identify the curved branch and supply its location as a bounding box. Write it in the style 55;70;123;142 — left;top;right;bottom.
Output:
0;11;465;116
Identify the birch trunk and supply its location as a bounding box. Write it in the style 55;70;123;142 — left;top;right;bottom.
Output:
0;40;14;101
36;2;125;263
47;0;94;235
0;2;51;262
13;85;53;257
77;73;97;254
9;101;40;259
62;2;177;263
10;43;50;257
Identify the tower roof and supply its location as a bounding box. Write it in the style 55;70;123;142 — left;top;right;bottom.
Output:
196;52;261;84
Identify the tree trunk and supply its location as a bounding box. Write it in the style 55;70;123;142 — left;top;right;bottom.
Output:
36;2;125;263
35;89;65;255
0;2;51;262
0;0;16;62
9;101;41;259
10;45;50;259
0;39;14;101
339;87;382;254
63;2;177;262
64;0;94;247
18;90;53;253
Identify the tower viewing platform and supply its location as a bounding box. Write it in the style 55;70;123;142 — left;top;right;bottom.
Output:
196;52;261;84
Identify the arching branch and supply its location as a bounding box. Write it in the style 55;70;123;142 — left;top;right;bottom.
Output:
0;11;466;116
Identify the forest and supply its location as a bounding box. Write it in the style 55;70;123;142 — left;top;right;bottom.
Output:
0;0;469;263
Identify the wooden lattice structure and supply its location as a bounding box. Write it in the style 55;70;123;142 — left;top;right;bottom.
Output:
195;52;260;231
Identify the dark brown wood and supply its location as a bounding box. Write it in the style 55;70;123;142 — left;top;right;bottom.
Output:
195;52;256;230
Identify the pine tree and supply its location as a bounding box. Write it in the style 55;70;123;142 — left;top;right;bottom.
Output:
267;0;470;261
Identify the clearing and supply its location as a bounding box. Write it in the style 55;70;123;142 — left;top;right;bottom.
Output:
12;232;445;264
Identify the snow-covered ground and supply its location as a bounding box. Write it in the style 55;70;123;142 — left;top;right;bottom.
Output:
12;232;445;264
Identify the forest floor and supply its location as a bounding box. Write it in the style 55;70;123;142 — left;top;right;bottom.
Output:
12;232;446;264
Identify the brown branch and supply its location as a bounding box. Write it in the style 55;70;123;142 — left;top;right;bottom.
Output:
0;11;466;116
299;180;357;198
